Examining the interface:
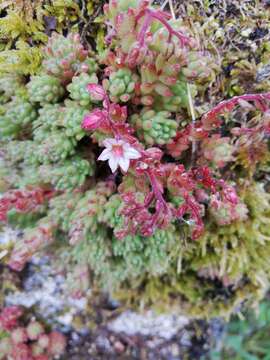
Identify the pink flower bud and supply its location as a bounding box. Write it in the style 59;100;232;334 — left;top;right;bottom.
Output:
81;49;89;57
82;109;108;131
63;70;75;82
86;83;106;101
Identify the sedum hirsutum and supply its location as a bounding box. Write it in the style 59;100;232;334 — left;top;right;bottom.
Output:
0;0;269;319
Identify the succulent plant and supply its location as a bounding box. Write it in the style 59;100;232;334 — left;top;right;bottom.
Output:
27;74;65;104
38;155;95;190
103;68;138;102
5;140;34;165
131;108;178;145
154;79;197;112
61;104;89;140
47;192;83;233
37;334;50;349
182;52;216;82
103;193;123;228
67;72;99;107
0;99;37;138
34;104;64;130
42;32;91;84
105;0;140;16
5;99;37;125
68;181;115;245
201;135;235;168
0;74;25;104
22;142;40;167
35;130;77;163
0;157;17;192
8;219;56;271
0;118;20;139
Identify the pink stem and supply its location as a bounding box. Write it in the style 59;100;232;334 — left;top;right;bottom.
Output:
103;94;111;111
144;191;155;207
103;93;121;139
255;100;268;112
147;170;168;210
202;92;270;124
136;8;190;48
147;9;190;46
138;13;153;46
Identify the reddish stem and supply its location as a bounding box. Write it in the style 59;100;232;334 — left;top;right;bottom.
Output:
147;9;190;46
202;92;270;125
136;8;190;48
147;170;168;210
138;13;153;46
103;93;121;139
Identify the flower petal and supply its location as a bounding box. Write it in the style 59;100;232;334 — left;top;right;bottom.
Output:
125;147;141;159
103;138;116;148
109;156;119;173
119;157;130;173
98;149;111;161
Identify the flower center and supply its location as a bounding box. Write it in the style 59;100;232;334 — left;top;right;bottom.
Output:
112;144;124;157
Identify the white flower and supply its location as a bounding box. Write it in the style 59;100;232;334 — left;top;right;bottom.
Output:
98;138;141;173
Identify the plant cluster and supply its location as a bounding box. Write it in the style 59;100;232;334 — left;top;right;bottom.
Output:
0;0;105;75
0;0;269;317
0;306;66;360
